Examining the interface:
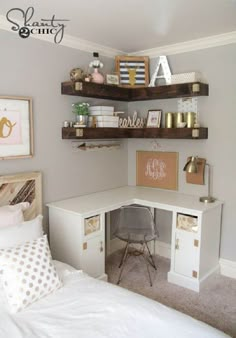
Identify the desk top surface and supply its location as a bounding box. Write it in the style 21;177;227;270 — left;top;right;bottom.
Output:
47;186;222;217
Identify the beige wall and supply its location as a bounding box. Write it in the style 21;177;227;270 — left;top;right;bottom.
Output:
0;30;128;222
128;44;236;261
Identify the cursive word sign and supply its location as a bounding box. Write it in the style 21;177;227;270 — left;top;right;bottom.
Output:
6;7;69;44
0;117;16;138
119;111;145;128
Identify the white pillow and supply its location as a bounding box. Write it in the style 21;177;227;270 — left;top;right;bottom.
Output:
0;215;43;250
0;235;62;312
0;202;30;228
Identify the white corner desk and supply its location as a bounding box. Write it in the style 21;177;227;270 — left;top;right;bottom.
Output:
47;186;223;292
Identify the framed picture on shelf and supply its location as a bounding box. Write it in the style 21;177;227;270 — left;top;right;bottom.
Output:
106;74;119;85
146;110;162;128
0;96;33;160
136;151;178;190
115;55;149;87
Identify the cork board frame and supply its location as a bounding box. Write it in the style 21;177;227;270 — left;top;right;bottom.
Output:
136;151;178;190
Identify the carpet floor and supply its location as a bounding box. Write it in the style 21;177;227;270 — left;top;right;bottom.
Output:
106;250;236;337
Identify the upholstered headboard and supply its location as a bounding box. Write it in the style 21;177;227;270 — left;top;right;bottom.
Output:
0;172;42;220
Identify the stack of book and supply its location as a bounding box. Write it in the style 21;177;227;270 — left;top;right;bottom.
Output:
88;106;119;127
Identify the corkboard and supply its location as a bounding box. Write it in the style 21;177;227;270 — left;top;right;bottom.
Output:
186;157;206;185
136;151;178;190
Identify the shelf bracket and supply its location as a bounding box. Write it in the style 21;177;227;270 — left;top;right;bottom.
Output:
76;128;84;137
75;82;83;91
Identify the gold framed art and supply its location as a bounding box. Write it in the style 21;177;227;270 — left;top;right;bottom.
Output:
115;56;149;87
0;96;33;160
136;151;178;190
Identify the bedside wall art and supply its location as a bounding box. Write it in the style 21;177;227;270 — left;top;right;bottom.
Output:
0;96;33;160
136;151;178;190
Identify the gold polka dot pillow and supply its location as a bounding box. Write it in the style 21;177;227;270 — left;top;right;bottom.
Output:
0;235;62;312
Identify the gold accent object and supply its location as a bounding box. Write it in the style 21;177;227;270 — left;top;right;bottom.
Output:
83;242;87;250
192;270;198;278
192;83;200;92
194;239;199;247
165;112;173;128
76;129;84;137
185;112;196;128
173;112;184;128
75;82;83;91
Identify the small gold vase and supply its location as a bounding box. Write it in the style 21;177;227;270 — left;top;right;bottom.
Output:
185;112;196;128
165;112;173;128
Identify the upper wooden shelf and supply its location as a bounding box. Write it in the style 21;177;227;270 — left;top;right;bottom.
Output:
62;127;208;140
61;81;209;102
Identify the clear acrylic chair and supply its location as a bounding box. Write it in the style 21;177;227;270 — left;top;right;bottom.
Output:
114;205;158;286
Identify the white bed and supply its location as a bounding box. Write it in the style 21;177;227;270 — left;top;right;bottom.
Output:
0;172;229;338
0;261;229;338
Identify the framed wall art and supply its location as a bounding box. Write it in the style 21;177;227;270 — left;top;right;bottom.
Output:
0;171;42;220
146;110;162;127
115;56;149;87
0;96;33;160
106;74;119;85
136;151;178;190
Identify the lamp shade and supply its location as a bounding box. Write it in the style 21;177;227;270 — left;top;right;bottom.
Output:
183;156;198;173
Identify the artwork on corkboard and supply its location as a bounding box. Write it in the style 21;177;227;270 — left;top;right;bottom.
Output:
186;157;206;185
136;151;178;190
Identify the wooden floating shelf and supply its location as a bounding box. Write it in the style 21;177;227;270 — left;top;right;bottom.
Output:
61;81;209;102
62;127;208;140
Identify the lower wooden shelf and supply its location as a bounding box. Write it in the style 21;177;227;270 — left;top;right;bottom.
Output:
62;127;208;139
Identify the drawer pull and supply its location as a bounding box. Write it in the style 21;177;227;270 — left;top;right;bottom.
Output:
175;238;179;250
100;241;103;253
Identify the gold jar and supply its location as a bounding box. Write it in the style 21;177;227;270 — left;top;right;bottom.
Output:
173;112;184;128
165;112;173;128
185;112;196;128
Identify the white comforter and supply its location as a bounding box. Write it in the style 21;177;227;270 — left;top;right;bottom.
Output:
0;261;229;338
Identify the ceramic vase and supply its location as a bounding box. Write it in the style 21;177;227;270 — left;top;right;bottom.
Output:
91;68;104;84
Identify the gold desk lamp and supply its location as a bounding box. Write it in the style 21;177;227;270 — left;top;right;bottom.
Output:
183;156;216;203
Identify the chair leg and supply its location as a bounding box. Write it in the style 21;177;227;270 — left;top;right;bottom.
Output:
117;242;130;284
141;243;153;287
118;242;129;268
144;240;157;270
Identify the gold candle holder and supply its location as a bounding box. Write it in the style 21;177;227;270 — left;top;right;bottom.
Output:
173;112;184;128
165;112;173;128
185;112;196;128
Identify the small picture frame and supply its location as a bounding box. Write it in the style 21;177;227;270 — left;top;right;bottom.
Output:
106;74;119;85
146;110;162;128
115;56;149;87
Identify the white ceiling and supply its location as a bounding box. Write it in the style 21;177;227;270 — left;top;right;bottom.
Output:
1;0;236;53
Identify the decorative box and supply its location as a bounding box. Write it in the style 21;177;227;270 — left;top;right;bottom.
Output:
171;72;201;85
88;116;119;128
177;213;198;233
89;106;114;116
